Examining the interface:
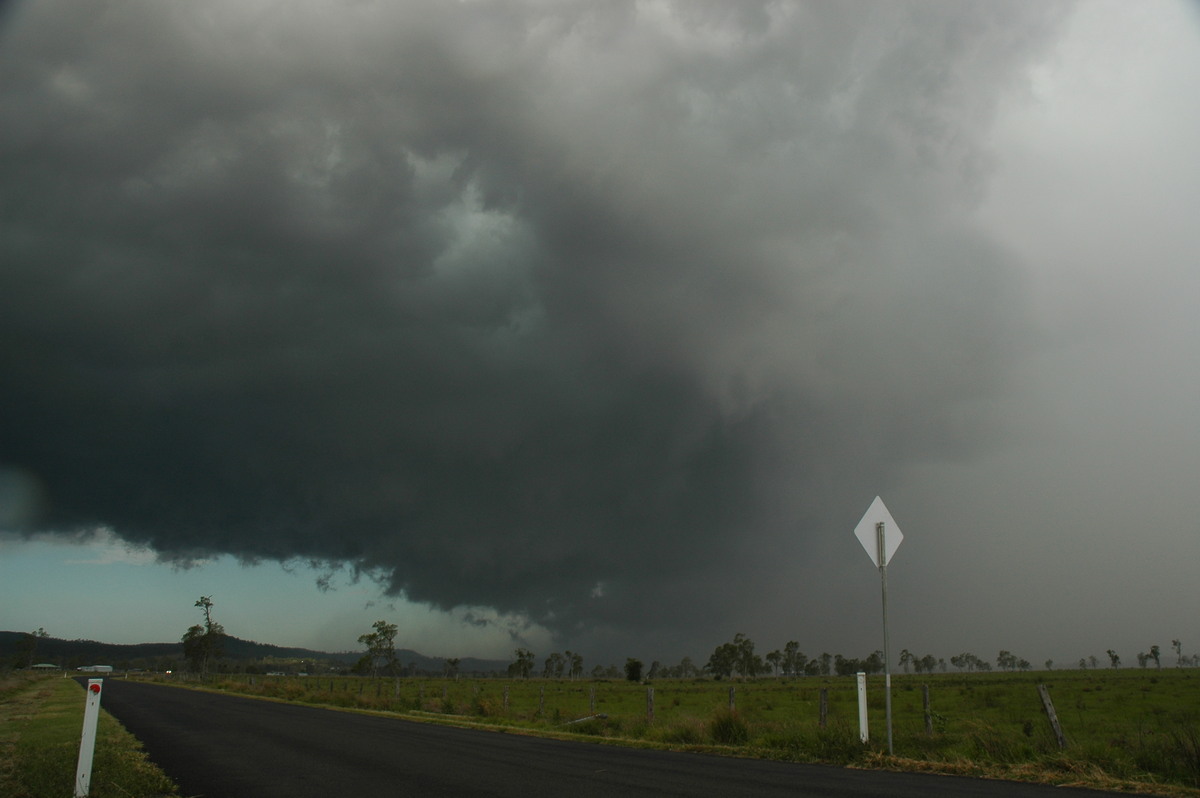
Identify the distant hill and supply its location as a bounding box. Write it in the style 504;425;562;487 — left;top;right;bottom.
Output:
0;631;509;675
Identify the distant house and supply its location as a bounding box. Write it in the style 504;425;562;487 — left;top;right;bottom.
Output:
78;665;114;673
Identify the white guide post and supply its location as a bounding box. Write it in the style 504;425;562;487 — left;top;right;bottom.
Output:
856;672;868;743
75;679;103;798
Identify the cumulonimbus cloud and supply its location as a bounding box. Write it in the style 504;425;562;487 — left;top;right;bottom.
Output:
0;0;1068;645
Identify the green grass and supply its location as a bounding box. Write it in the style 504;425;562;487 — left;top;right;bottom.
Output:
11;666;1196;795
170;667;1200;796
0;672;177;798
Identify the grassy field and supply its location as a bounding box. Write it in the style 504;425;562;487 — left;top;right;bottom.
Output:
6;667;1196;796
0;672;177;798
163;667;1200;796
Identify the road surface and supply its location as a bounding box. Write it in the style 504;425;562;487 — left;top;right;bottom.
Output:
91;679;1138;798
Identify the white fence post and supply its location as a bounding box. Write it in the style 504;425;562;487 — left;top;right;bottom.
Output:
856;672;869;743
75;679;103;798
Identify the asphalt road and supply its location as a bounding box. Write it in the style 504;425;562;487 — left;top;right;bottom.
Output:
89;679;1136;798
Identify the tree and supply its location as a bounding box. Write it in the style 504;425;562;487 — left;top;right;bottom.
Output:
182;596;225;676
705;642;738;680
357;620;399;677
765;650;782;677
782;641;807;677
834;654;860;676
733;633;762;678
1106;649;1120;669
508;648;535;679
1150;645;1161;669
898;649;913;674
569;651;584;679
543;652;565;678
1045;659;1054;671
444;658;461;679
624;658;643;682
16;627;49;668
1173;639;1183;667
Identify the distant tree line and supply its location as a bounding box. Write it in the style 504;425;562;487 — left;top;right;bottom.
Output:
22;607;1193;678
500;636;1200;682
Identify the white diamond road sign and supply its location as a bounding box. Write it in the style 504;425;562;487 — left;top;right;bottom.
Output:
854;495;903;568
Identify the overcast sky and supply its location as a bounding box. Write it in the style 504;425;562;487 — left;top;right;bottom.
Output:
2;0;1198;670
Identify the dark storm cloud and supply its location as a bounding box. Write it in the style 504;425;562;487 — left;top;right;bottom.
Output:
0;1;1067;647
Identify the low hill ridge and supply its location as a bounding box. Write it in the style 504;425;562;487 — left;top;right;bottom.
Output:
0;630;508;674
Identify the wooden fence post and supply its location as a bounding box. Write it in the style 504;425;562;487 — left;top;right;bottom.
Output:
590;685;596;714
647;687;655;722
728;686;736;711
539;684;545;715
819;688;828;729
503;686;509;712
1037;684;1067;749
923;684;933;736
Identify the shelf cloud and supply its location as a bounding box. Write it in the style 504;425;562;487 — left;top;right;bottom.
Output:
8;1;1195;660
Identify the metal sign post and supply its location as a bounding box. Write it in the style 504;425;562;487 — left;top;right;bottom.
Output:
877;520;894;757
854;496;903;756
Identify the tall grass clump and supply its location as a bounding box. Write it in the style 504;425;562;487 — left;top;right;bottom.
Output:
807;722;869;764
649;718;705;746
1115;713;1200;788
1166;714;1200;787
961;718;1040;764
706;709;750;746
